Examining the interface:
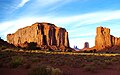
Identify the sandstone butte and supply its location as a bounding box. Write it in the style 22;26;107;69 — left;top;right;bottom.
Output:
7;22;70;51
95;26;120;50
82;42;89;50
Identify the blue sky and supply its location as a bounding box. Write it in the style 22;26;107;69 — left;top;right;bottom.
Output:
0;0;120;48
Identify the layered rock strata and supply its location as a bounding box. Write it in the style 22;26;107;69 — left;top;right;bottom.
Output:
7;22;69;51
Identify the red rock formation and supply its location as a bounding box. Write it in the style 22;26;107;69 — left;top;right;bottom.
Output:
95;26;120;50
82;42;89;50
84;42;89;48
7;22;70;51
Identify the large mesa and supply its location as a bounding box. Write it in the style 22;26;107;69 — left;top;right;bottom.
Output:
7;22;70;51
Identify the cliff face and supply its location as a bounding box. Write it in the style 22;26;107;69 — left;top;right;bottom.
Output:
95;26;120;50
7;22;69;51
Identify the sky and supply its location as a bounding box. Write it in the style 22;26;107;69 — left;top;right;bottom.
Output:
0;0;120;49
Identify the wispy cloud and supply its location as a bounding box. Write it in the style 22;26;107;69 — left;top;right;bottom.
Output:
17;0;29;8
51;10;120;28
36;0;63;6
24;0;74;10
35;0;74;7
47;0;74;11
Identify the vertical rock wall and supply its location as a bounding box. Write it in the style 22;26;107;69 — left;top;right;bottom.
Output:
7;22;70;50
95;26;120;50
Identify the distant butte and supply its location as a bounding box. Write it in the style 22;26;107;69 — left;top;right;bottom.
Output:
7;22;71;51
95;26;120;51
81;26;120;52
82;42;89;50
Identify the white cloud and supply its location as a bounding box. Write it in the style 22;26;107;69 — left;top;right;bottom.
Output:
17;0;29;8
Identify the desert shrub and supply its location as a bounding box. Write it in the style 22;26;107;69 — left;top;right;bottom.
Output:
0;46;7;50
29;64;62;75
10;56;23;68
26;42;38;50
83;50;96;53
24;63;31;69
67;49;72;52
100;63;107;69
93;49;97;53
62;72;71;75
48;67;61;75
54;60;65;66
31;58;40;62
86;57;95;62
111;57;118;62
83;50;87;53
83;64;96;72
16;46;22;50
89;50;93;53
106;51;109;53
29;65;47;75
80;63;85;67
93;60;101;65
0;62;3;68
104;60;112;65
